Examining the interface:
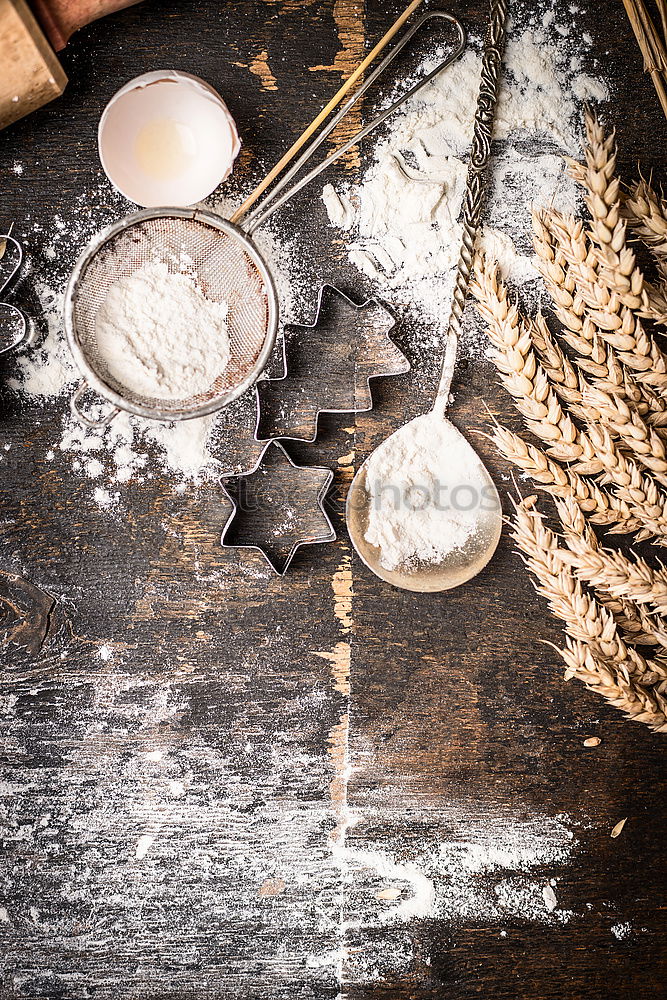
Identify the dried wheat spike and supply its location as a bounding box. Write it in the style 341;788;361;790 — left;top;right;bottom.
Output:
492;424;640;533
569;112;667;325
561;641;667;732
623;177;667;278
548;210;667;393
532;208;667;433
473;255;667;541
582;383;667;486
556;495;667;617
471;258;602;473
597;591;667;649
527;312;592;419
512;501;667;731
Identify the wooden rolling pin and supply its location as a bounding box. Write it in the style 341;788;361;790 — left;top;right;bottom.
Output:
0;0;142;130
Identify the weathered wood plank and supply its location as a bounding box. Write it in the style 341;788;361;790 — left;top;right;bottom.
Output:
0;1;665;998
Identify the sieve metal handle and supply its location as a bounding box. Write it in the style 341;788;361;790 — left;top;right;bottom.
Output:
240;10;466;235
70;381;120;429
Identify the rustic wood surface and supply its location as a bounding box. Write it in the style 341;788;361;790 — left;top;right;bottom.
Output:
0;1;666;998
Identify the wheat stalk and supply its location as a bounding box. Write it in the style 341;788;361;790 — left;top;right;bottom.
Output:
622;0;667;120
556;495;667;616
512;501;667;731
568;111;667;327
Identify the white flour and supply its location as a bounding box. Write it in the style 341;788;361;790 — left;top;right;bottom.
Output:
322;22;609;323
364;412;488;571
94;260;230;400
5;1;609;493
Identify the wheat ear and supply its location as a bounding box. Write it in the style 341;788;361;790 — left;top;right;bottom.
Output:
532;208;667;433
547;208;667;392
623;176;667;279
582;383;667;486
471;258;602;473
561;640;667;732
473;256;667;542
567;111;667;325
526;311;598;422
512;501;667;731
491;424;640;534
556;495;667;617
596;592;667;649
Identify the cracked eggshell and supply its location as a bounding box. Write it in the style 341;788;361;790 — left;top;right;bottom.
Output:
98;70;241;208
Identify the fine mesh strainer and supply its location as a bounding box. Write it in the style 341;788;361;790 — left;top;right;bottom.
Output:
64;11;466;427
66;209;277;424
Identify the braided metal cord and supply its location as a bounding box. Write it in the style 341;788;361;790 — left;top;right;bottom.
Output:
434;0;508;415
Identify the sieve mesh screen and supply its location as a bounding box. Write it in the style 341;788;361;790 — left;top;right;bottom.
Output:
68;214;274;418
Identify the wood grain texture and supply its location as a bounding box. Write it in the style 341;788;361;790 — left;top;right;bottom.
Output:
0;2;666;998
0;0;67;130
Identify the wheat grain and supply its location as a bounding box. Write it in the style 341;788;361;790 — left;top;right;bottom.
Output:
512;502;667;731
527;312;591;418
596;591;667;648
556;495;667;614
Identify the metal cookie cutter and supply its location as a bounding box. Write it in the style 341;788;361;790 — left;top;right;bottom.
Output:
255;284;410;443
0;235;34;356
220;439;335;575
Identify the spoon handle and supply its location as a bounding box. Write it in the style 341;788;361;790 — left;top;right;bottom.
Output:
433;0;508;418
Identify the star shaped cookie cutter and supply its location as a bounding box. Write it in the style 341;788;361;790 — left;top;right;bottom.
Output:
220;439;336;575
254;283;409;443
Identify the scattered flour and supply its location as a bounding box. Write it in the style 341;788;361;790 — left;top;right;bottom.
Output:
5;1;609;498
321;18;609;326
94;260;231;400
611;920;632;940
364;412;490;571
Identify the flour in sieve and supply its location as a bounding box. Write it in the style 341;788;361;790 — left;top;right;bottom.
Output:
94;260;231;400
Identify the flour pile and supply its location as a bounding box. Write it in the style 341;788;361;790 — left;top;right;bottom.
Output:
364;413;493;571
322;18;609;323
94;260;230;400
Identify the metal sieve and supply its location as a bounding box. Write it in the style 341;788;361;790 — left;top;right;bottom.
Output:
65;209;277;424
64;11;466;427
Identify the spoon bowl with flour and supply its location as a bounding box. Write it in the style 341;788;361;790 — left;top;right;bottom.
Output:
346;411;501;593
346;0;507;593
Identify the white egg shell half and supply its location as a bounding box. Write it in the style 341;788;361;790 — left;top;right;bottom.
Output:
98;70;241;208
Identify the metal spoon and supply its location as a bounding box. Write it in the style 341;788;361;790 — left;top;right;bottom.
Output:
346;0;507;593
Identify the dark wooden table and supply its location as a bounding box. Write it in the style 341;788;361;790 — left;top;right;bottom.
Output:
1;2;665;998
